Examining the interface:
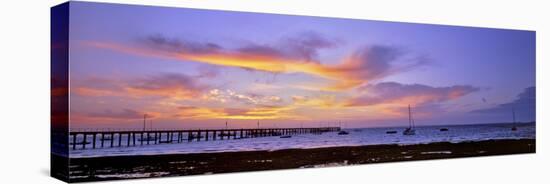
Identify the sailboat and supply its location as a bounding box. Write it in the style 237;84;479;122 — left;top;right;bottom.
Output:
337;121;349;135
511;108;518;131
403;105;416;135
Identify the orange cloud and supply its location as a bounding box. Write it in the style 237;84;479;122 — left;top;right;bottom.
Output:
84;35;428;91
124;86;198;100
291;95;340;108
174;105;295;120
74;87;119;97
72;73;206;100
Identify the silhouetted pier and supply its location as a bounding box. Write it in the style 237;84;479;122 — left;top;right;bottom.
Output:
69;127;341;150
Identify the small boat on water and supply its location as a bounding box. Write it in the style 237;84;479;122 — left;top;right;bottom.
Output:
338;130;349;135
280;135;292;138
338;121;350;135
440;128;449;132
403;105;416;136
386;130;397;134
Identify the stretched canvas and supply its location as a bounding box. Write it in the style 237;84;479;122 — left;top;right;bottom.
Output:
51;1;536;182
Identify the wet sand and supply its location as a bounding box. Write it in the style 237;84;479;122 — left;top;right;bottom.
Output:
58;139;535;182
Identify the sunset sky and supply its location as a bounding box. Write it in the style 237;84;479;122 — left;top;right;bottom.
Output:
67;2;535;130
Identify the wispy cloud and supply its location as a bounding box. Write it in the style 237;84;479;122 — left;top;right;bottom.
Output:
73;73;207;100
236;31;339;63
202;89;283;105
316;45;431;90
126;73;207;100
88;109;146;119
174;105;294;120
84;32;428;90
346;82;479;107
71;109;161;124
291;95;339;108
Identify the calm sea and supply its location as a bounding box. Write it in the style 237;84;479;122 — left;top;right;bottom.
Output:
69;122;535;158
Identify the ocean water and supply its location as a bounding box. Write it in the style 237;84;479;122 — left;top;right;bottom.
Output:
69;123;535;158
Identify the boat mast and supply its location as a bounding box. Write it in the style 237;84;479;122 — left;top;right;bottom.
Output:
408;105;412;128
143;114;147;131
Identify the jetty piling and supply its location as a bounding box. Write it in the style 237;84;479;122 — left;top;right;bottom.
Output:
69;127;340;150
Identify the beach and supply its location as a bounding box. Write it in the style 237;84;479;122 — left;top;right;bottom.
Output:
61;138;535;182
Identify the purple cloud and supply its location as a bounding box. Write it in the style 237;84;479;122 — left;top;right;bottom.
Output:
346;82;479;106
143;34;222;54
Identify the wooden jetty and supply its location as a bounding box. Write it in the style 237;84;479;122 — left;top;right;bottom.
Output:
69;127;340;150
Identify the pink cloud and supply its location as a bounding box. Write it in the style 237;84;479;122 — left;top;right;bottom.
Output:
346;82;479;107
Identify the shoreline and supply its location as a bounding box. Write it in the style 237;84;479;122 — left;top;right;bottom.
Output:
67;137;534;158
60;138;535;182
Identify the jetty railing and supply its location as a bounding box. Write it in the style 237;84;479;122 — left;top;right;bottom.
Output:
69;127;341;150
